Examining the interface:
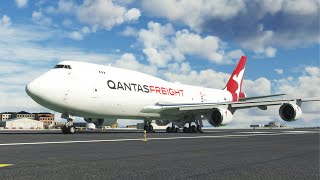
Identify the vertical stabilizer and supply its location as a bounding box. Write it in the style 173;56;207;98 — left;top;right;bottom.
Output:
224;56;247;101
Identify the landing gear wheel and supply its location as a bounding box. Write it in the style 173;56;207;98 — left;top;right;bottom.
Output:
61;125;68;134
183;127;188;133
166;127;171;133
197;125;203;133
191;125;197;133
68;125;76;134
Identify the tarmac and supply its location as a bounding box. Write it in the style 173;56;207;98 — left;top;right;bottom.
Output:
0;128;319;180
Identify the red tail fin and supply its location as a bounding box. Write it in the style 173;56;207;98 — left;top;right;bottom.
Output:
224;56;247;101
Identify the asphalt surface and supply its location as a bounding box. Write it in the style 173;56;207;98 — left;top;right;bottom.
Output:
0;128;319;180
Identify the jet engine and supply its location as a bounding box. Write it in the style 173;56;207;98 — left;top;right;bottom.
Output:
155;120;170;126
279;103;302;121
84;118;117;127
207;108;233;127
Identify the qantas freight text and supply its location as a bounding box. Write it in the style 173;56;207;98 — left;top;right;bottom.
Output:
107;80;184;96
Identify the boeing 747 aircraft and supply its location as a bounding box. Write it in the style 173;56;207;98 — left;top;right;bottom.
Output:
26;56;319;134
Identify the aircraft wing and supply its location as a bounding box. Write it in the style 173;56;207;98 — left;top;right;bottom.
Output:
141;97;320;114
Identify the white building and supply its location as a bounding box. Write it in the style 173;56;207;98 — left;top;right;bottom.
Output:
0;118;44;129
137;122;168;130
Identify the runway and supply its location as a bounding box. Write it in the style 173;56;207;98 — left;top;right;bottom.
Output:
0;129;319;180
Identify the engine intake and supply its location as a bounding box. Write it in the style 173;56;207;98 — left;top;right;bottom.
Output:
279;103;302;121
207;108;233;127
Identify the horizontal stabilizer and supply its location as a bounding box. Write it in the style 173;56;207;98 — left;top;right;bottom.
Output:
239;94;286;101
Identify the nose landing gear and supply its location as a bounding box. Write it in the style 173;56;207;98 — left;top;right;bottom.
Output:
61;114;76;134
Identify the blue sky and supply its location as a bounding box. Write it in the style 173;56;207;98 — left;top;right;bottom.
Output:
0;0;319;127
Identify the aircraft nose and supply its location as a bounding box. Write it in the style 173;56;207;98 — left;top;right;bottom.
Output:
26;79;41;100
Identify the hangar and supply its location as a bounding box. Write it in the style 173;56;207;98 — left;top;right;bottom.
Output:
0;118;44;129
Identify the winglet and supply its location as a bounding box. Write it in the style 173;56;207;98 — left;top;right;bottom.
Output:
224;56;247;101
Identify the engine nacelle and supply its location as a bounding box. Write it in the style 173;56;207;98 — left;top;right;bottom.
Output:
279;103;302;122
84;118;117;127
207;108;233;127
155;120;170;126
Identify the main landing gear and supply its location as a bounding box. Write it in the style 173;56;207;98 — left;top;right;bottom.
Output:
61;114;76;134
166;123;203;133
182;123;203;133
166;124;180;133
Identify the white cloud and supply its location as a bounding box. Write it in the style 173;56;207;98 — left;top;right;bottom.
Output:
164;69;230;89
174;29;223;63
274;69;284;74
32;11;52;26
275;67;320;99
124;8;141;21
69;31;83;40
15;0;28;8
0;22;118;63
243;78;272;96
258;0;284;14
68;26;91;40
142;0;319;57
0;15;11;28
114;53;157;75
283;0;319;15
138;22;174;48
143;48;169;67
137;21;243;67
240;27;278;57
142;0;245;31
62;19;73;27
121;26;138;37
57;0;77;13
76;0;141;30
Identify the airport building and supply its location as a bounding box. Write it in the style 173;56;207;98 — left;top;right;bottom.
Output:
0;111;55;129
0;112;14;121
0;118;44;129
12;111;35;120
34;113;55;128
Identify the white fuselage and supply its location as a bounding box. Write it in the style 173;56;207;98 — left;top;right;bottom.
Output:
26;61;233;120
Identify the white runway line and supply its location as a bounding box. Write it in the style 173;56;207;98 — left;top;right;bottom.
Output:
0;131;317;146
237;132;277;134
281;131;318;133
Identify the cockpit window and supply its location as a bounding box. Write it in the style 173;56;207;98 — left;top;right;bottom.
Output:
54;65;72;69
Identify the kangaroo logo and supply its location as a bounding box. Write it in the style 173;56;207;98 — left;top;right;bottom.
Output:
232;68;245;95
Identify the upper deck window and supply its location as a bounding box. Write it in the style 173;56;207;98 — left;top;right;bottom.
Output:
54;64;72;69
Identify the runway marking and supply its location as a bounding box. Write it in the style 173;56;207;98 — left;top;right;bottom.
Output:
282;131;317;133
0;131;315;146
0;164;13;168
237;132;276;134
